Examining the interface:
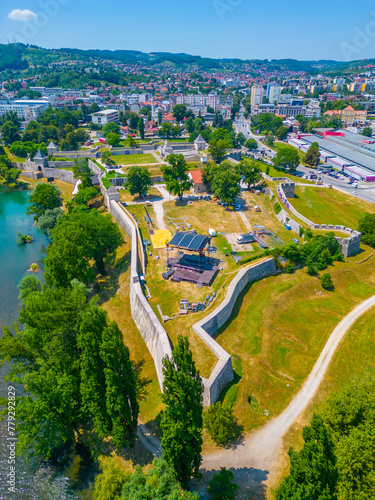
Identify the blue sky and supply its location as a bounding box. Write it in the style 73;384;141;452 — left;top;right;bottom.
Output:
1;0;375;61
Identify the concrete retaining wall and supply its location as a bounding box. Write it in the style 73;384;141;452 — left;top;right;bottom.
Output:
193;258;276;405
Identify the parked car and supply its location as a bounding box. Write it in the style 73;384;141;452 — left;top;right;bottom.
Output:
292;238;299;245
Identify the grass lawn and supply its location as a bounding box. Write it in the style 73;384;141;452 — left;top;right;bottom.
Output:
213;245;375;439
114;154;158;166
292;185;373;228
273;265;375;497
119;187;162;203
4;146;26;163
254;158;314;184
274;142;306;163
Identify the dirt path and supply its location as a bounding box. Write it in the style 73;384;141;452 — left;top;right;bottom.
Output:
138;295;375;494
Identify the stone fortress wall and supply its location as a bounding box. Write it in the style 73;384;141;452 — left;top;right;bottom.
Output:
98;171;278;405
277;183;361;258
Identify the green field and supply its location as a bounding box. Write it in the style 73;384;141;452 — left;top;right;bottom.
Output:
214;246;375;435
275;283;375;498
274;142;306;163
114;154;158;165
292;185;373;228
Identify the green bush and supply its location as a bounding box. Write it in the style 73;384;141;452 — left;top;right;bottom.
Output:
274;202;282;214
209;468;238;500
285;263;295;274
321;273;333;290
204;402;236;446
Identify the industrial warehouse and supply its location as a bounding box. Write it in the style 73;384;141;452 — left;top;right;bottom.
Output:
289;129;375;181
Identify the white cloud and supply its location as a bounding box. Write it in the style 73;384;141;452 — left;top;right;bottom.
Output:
7;9;38;22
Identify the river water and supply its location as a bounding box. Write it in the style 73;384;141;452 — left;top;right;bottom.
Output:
0;187;75;499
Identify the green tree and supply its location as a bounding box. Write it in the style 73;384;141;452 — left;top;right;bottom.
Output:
138;117;145;140
236;132;246;145
209;138;230;163
245;138;258;150
362;126;372;137
162;154;192;199
106;132;121;147
27;183;63;221
1;120;21;144
93;456;130;500
322;376;375;500
158;110;162;125
73;157;92;187
264;134;275;147
38;207;64;235
321;273;333;290
160;122;172;138
74;186;99;206
275;125;289;140
126;165;153;197
172;104;187;122
100;321;139;447
204;402;237;446
276;414;338;500
129;113;139;130
44;210;123;287
212;169;241;205
161;335;203;486
274;148;300;171
209;468;238;500
237;159;262;189
185;116;195;133
17;275;41;301
103;122;120;136
305;142;321;168
121;458;199;499
101;150;115;165
358;213;375;247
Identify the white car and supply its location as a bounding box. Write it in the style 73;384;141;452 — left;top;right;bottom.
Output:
352;191;358;196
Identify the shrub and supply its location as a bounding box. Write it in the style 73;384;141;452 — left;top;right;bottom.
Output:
204;402;236;446
285;263;295;274
274;202;282;214
265;166;270;176
209;468;238;500
304;227;313;240
307;265;316;276
321;273;333;290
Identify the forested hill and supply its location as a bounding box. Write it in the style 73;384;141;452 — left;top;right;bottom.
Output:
0;43;373;75
0;44;29;71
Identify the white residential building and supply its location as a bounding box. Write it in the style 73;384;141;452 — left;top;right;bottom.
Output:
251;85;264;108
91;109;119;125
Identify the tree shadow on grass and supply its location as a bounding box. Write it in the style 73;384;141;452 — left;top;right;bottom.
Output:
95;249;131;304
193;466;268;500
133;359;152;403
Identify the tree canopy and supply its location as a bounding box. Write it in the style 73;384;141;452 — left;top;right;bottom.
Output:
126;165;153;197
161;335;203;486
27;183;63;221
162;154;192;199
274;147;300;171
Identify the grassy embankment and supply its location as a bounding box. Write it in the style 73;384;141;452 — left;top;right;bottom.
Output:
114;154;158;166
270;276;375;499
292;185;373;227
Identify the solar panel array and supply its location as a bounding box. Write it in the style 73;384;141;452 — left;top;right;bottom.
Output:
168;232;209;252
